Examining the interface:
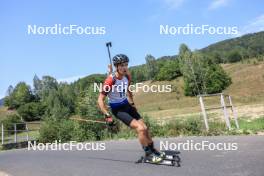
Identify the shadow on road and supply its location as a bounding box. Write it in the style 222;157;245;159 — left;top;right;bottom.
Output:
84;156;136;164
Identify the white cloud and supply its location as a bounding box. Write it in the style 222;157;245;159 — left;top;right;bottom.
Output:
208;0;230;10
237;14;264;36
57;75;86;84
163;0;185;10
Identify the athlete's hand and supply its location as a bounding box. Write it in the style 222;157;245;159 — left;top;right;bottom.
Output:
104;113;114;126
105;116;113;123
108;64;113;75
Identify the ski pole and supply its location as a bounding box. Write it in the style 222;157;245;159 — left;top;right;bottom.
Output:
106;42;113;75
70;117;106;124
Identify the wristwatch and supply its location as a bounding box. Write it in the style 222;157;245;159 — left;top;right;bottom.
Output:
105;112;111;117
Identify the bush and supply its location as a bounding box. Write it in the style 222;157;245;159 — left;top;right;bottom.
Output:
227;50;242;63
38;118;61;143
210;52;223;64
182;118;203;135
17;102;45;121
38;117;111;143
143;116;203;137
205;65;232;94
39;118;85;143
0;114;25;134
143;116;166;137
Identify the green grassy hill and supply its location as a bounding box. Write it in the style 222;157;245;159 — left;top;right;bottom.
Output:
129;31;264;76
134;60;264;120
201;31;264;58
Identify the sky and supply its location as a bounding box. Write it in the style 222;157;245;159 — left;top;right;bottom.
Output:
1;0;264;98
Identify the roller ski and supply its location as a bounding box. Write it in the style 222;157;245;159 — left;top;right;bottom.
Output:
135;149;181;167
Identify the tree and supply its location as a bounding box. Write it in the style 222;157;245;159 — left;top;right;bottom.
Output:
205;65;232;94
145;54;158;80
76;85;101;118
39;76;58;99
227;50;242;63
4;85;14;108
210;52;223;64
130;66;148;83
43;89;71;119
156;60;181;81
42;76;58;90
179;43;191;56
4;82;33;109
179;45;231;96
6;85;14;96
33;74;42;97
179;51;207;96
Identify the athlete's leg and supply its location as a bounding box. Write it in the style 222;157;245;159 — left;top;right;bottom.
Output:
112;109;151;146
138;119;153;144
113;105;163;160
129;119;152;146
137;119;165;157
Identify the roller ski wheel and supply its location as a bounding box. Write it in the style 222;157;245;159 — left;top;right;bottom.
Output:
135;151;181;167
161;150;181;167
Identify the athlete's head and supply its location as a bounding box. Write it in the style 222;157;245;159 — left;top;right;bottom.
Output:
113;54;129;75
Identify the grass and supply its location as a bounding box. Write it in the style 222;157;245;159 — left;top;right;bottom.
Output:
107;115;264;141
27;121;42;130
134;61;264;120
237;116;264;134
0;107;16;120
1;116;263;150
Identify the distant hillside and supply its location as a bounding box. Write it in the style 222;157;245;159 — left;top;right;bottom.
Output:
0;98;4;107
72;73;106;92
201;31;264;59
134;61;264;119
129;31;264;79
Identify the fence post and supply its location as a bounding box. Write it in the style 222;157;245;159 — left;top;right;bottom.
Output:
14;123;17;143
228;96;239;129
220;94;231;130
26;123;29;141
199;96;209;131
1;123;4;145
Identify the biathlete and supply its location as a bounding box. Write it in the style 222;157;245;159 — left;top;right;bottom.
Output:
98;54;165;163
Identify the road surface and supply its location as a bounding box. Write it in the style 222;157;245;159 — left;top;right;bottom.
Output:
0;135;264;176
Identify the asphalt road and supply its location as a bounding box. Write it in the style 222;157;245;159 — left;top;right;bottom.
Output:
0;135;264;176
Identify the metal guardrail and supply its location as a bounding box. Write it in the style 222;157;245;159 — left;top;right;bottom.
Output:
1;122;41;145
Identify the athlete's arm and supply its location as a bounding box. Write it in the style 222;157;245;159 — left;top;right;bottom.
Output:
108;64;113;75
126;73;135;106
98;76;113;116
97;93;110;116
127;88;134;104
